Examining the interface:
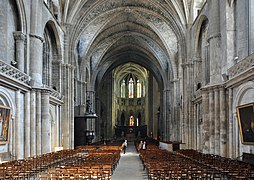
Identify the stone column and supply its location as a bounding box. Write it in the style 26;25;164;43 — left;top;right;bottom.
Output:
29;34;44;86
163;89;171;141
234;113;239;158
228;88;233;158
193;103;197;150
209;89;215;154
188;63;194;148
62;64;69;149
58;105;61;147
249;0;254;54
30;90;36;156
41;89;51;154
181;63;188;146
12;115;15;157
61;23;74;148
208;0;222;83
15;90;24;159
105;75;112;139
171;79;178;141
186;64;191;148
24;91;30;157
220;87;227;156
9;116;13;156
202;89;210;153
36;90;41;155
70;66;75;148
196;104;200;150
61;64;75;149
80;81;86;105
214;88;220;155
29;0;43;86
13;31;26;72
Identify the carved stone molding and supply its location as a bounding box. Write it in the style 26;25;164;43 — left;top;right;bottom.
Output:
207;33;221;43
41;86;52;94
29;33;44;43
201;83;225;92
77;79;87;85
32;85;64;101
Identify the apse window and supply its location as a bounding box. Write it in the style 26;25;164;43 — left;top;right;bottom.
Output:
121;80;126;98
128;78;134;98
137;79;142;98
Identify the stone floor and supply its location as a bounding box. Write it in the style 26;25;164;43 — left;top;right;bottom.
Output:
112;142;148;180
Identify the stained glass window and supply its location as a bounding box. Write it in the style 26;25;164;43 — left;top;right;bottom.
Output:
129;115;134;126
128;78;134;98
121;80;126;98
137;79;142;98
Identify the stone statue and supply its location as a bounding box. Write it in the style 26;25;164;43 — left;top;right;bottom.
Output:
86;100;92;114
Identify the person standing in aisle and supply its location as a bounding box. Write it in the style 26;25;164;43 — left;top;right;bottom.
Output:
122;140;128;154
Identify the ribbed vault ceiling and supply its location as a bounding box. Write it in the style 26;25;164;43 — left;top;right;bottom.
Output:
59;0;205;88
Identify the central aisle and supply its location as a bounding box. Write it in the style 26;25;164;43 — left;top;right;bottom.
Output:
112;142;148;180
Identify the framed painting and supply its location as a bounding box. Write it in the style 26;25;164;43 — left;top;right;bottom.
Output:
0;105;11;142
237;103;254;145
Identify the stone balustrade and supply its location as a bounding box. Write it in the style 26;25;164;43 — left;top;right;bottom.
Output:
0;59;63;101
0;59;30;85
228;54;254;78
50;88;64;100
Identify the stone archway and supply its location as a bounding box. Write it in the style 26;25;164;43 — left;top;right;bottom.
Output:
70;0;187;143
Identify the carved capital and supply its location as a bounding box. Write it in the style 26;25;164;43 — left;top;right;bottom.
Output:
63;23;73;32
193;57;202;63
41;88;51;95
13;31;26;41
62;63;76;70
170;78;179;84
181;62;193;68
32;86;51;94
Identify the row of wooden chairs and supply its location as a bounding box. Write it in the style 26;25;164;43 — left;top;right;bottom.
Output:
0;144;122;179
138;144;254;179
37;145;122;179
38;165;112;179
0;149;84;179
177;149;254;179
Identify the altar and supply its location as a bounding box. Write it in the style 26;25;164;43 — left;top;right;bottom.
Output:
115;125;147;140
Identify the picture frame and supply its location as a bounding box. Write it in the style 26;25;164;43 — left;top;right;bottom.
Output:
237;103;254;145
0;105;11;142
